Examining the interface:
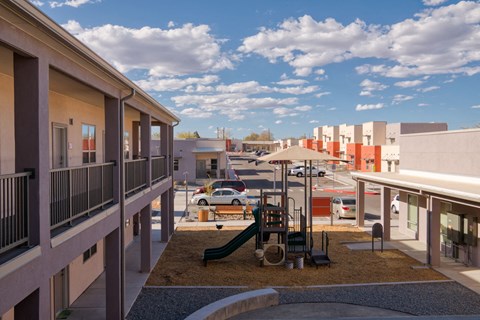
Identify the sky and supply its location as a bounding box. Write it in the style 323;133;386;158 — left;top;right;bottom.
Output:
30;0;480;139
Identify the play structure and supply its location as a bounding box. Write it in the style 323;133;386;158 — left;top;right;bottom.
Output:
203;146;341;267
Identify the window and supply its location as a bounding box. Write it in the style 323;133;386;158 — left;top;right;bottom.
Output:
211;159;217;170
82;124;96;164
83;243;97;263
407;195;418;232
173;159;179;171
124;131;130;159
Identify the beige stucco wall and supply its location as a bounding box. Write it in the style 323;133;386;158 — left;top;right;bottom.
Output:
0;47;15;174
69;240;104;304
313;127;323;140
400;129;480;178
362;121;386;146
124;217;134;247
381;145;400;173
1;307;14;320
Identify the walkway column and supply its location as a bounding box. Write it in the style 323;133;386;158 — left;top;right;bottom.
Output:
430;198;441;266
14;53;50;318
161;190;171;242
140;113;151;187
140;204;152;272
356;180;365;227
105;228;121;320
381;187;391;240
105;97;121;202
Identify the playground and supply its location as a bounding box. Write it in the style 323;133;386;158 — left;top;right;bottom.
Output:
146;223;447;287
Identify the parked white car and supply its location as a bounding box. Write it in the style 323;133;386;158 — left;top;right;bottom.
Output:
331;197;356;219
288;165;326;177
190;188;247;206
391;194;400;213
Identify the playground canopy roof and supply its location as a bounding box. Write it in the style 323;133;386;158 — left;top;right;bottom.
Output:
258;145;342;162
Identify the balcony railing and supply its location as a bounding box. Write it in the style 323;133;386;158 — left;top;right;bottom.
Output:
125;158;147;196
50;162;114;229
151;156;166;184
0;172;31;255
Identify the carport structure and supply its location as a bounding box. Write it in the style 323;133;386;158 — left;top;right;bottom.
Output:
351;171;480;267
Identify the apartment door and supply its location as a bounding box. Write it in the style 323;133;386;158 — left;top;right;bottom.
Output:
52;124;68;169
53;268;68;317
196;160;207;179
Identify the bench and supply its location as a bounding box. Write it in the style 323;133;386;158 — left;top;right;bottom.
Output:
214;205;253;220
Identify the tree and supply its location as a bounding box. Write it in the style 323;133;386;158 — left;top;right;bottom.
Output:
244;132;260;141
244;130;274;141
176;131;200;139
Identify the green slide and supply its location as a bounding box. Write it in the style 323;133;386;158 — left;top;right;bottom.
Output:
203;222;259;266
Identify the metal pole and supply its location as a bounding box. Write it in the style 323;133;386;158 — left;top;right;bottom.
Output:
184;171;188;218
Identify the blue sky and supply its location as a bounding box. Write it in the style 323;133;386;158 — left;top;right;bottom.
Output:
31;0;480;139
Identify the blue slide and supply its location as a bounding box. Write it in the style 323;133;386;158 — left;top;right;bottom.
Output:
203;222;259;266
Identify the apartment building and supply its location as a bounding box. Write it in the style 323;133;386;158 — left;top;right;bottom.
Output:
352;129;480;267
0;2;179;319
339;124;362;170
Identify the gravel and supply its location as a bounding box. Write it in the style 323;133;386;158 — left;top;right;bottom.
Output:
127;282;480;320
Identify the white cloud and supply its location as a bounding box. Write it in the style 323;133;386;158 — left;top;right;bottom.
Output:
136;75;219;92
63;21;234;76
355;103;384;111
472;105;480;109
309;120;319;123
417;86;440;92
179;108;212;118
276;79;309;86
393;94;414;104
240;3;480;78
275;120;283;124
29;0;44;6
167;21;176;28
423;0;448;6
294;105;312;112
394;80;423;88
315;91;331;98
418;103;430;107
359;79;388;96
273;107;298;117
50;0;98;8
327;107;337;111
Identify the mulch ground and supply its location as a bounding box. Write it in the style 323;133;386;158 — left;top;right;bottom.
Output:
146;225;447;288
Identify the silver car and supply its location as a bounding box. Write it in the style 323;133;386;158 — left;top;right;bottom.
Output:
190;188;247;206
331;197;356;219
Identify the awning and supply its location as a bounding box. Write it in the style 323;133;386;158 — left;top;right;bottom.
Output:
258;145;343;162
191;147;224;153
351;171;480;204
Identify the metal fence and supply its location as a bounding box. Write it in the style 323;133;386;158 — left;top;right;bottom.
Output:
0;172;31;255
50;162;114;229
125;158;147;195
151;156;166;183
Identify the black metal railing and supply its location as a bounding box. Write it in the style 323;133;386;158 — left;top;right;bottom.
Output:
125;158;147;195
151;156;166;184
0;172;31;255
50;162;114;229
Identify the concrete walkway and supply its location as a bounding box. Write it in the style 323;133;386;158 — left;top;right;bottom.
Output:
67;186;480;319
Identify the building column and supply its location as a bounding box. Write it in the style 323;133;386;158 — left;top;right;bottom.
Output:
105;228;121;320
381;187;391;240
356;180;365;227
104;97;121;203
132;121;140;159
140;204;152;272
14;54;51;319
430;198;441;266
140;113;151;187
160;123;169;175
161;190;171;242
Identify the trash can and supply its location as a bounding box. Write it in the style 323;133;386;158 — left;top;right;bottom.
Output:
198;209;209;222
295;256;304;269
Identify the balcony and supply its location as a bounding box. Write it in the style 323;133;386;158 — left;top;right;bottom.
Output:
151;156;166;183
0;172;31;256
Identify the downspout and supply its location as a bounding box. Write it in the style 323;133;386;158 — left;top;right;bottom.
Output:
120;88;135;319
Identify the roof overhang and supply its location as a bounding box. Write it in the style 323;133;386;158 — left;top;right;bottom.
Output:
351;171;480;204
192;147;224;153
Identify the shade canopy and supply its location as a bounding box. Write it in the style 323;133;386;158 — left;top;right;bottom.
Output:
258;145;342;162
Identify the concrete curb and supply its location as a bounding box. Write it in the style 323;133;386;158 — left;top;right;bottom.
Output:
320;188;380;195
184;288;279;320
